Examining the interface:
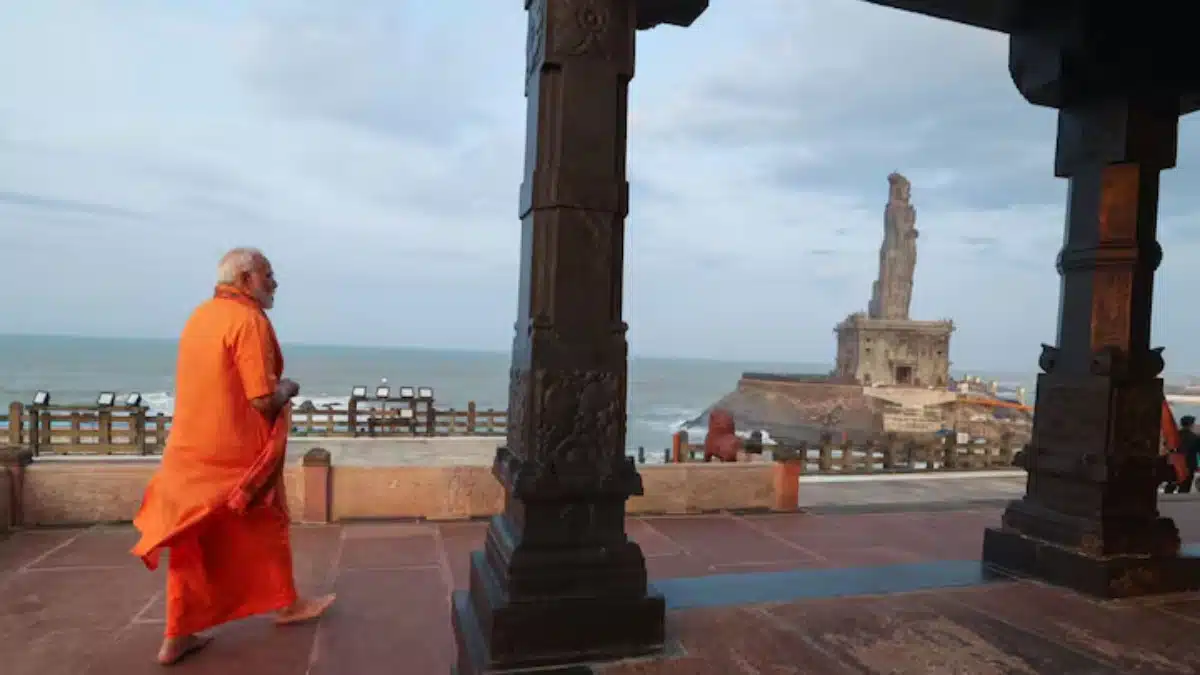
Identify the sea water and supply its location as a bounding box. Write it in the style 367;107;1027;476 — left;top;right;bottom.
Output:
5;335;1195;459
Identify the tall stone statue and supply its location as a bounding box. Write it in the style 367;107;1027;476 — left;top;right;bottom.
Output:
868;172;918;320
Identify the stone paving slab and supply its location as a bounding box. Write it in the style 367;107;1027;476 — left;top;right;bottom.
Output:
4;503;1200;674
798;472;1028;510
798;471;1200;513
601;582;1200;674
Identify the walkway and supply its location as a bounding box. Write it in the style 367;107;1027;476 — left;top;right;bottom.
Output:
4;502;1200;674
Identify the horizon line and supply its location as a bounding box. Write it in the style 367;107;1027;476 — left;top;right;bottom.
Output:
0;331;1058;376
0;331;833;367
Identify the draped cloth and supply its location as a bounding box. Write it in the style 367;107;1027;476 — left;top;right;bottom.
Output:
1163;399;1189;483
131;285;297;638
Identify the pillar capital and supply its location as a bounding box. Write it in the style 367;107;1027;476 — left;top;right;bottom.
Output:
1008;4;1200;113
1053;97;1179;177
634;0;708;29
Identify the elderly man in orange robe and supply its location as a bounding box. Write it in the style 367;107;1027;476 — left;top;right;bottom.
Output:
132;247;334;665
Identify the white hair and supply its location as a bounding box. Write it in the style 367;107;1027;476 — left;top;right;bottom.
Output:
216;247;265;284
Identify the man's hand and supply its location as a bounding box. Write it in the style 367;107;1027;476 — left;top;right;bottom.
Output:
250;378;300;418
278;378;300;400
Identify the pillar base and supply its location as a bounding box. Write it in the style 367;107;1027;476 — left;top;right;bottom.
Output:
982;526;1200;598
451;551;665;674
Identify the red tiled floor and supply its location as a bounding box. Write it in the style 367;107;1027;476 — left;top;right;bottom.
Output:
626;518;683;558
942;582;1200;671
87;615;323;675
286;525;344;591
6;505;1200;674
30;526;143;569
337;523;442;570
308;568;451;675
746;509;996;564
1;566;164;675
644;552;711;580
641;515;819;567
0;529;79;579
434;520;487;590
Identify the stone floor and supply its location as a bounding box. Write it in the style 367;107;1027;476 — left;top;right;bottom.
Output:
5;502;1200;674
797;471;1027;510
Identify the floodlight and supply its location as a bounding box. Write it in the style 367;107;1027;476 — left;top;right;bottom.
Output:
32;390;50;406
375;386;391;399
417;387;434;400
351;386;368;399
125;392;142;407
399;408;414;420
97;392;116;407
398;386;415;400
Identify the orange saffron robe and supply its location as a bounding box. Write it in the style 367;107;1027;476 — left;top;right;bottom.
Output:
131;286;297;638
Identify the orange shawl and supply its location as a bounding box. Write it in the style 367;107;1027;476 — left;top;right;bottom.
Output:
131;405;293;570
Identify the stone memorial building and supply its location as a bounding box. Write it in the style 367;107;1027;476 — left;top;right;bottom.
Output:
834;173;954;387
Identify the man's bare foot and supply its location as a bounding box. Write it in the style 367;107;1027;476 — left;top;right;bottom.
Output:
275;593;336;626
157;634;213;666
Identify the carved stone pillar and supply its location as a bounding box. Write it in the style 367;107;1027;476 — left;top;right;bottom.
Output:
450;1;706;673
983;8;1200;597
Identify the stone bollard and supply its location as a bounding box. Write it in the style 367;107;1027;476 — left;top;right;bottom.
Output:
771;447;803;512
0;445;34;533
301;447;332;524
671;430;688;463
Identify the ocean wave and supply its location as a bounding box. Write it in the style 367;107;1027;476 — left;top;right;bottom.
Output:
634;404;702;435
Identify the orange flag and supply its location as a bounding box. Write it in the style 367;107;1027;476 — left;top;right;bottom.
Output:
1163;399;1188;483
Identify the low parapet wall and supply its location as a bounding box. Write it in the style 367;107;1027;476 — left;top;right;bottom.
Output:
0;449;795;528
12;460;306;527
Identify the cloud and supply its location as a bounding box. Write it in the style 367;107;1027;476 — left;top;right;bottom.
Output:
0;190;146;221
2;0;1200;374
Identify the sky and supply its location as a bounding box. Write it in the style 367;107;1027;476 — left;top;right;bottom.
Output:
3;1;1200;373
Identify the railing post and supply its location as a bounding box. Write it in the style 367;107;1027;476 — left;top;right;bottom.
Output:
98;408;113;451
863;439;878;473
7;402;22;446
347;398;359;438
903;439;919;470
672;430;688;463
772;451;803;512
35;408;50;456
301;447;333;524
425;401;437;437
882;433;897;469
133;407;148;454
942;434;957;470
997;431;1015;467
154;413;167;451
818;441;833;473
70;411;82;447
466;401;477;434
0;445;34;530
